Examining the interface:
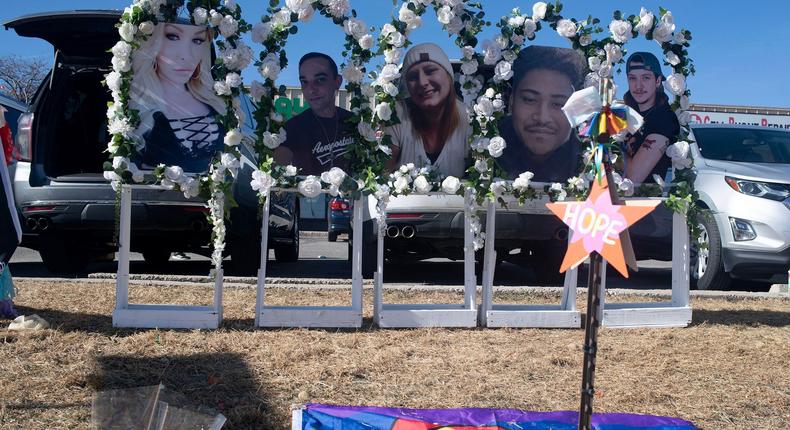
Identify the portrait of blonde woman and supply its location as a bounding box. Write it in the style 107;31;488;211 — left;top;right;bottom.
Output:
129;20;226;173
386;43;471;178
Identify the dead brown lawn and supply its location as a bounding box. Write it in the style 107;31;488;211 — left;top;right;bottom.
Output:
0;279;788;429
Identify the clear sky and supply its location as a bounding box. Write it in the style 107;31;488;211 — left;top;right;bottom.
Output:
1;0;788;108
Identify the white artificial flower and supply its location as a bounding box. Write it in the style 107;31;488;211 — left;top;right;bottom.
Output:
492;97;504;111
523;19;537;39
532;2;547;20
680;95;690;110
567;175;588;191
377;64;401;84
164;165;184;183
286;0;311;14
437;6;454;24
474;158;488;173
382;82;398;97
490;180;507;197
579;34;592;46
666;73;686;95
502;50;517;62
358;34;374;50
341;65;364;84
214;81;231;96
413;175;432;193
250;80;267;102
193;7;209;25
482;39;502;65
259;53;281;81
462;46;475;60
104;170;122;184
674;31;687;45
284;165;298;177
446;16;464;35
604;43;622;64
608;19;632;44
210;10;224;27
460;60;478;76
513;171;534;191
106;102;121;120
474;97;495;118
180;177;199;198
441;176;461;194
550;182;567;201
220;41;254;70
251;169;275;196
251;21;272;44
511;34;525;46
262;131;283;149
360;84;375;98
584;72;601;89
665;52;681;66
493;61;513;83
272;9;291;27
321;167;347;187
225;72;242;88
119;22;136;42
384;49;401;64
619;178;635;196
135;21;154;36
343;18;367;40
598;63;612;78
107;140;120;154
105;71;123;92
375;103;393;122
666;140;690;160
219;15;239;38
108;117;133;137
298;175;323;198
393;176;410;193
508;14;526;27
220;153;240;177
488;136;506;158
653;11;675;43
388;31;406;48
635;7;654;35
111;56;131;73
298;6;314;21
399;5;421;30
322;0;350;18
112;156;128;170
556;19;578;38
224;129;243;146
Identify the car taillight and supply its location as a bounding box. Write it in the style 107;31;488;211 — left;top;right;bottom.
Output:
330;200;349;210
15;113;33;162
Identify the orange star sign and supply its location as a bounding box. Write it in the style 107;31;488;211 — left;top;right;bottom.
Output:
546;175;660;277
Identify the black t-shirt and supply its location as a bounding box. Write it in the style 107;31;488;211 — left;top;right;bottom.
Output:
625;103;680;183
283;108;355;176
497;116;580;182
138;109;225;173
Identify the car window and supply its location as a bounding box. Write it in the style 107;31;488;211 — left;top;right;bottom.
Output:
694;128;790;164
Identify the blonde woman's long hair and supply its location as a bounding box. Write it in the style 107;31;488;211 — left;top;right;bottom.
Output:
129;22;226;149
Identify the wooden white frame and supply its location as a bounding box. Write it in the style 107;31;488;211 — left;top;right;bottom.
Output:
373;189;478;328
480;194;692;329
254;189;363;328
479;197;581;328
113;185;223;329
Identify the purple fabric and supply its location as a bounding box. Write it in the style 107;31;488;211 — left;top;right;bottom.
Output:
304;404;696;429
0;299;17;318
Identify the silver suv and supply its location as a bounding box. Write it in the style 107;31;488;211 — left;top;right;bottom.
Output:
689;124;790;290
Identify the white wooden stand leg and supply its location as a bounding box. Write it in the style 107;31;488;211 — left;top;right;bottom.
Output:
113;184;223;329
601;210;693;328
480;196;581;328
255;191;362;328
373;190;478;328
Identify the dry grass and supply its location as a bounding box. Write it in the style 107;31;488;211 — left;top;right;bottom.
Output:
0;279;788;429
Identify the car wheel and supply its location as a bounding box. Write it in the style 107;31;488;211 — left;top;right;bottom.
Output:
274;215;299;262
328;230;338;242
691;212;732;291
142;248;172;267
39;233;89;275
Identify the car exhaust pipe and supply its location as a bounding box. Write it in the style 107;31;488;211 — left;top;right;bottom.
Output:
401;225;416;239
37;217;50;231
26;217;38;231
386;225;400;238
555;227;568;241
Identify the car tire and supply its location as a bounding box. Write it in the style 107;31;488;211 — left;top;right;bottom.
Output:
274;216;299;263
328;230;338;242
39;233;89;275
142;248;172;267
691;211;732;291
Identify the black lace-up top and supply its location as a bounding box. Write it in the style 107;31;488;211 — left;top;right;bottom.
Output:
139;108;225;173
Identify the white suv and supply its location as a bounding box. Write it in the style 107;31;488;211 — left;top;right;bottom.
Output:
689;124;790;290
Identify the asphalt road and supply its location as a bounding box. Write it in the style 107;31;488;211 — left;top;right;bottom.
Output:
6;232;773;291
